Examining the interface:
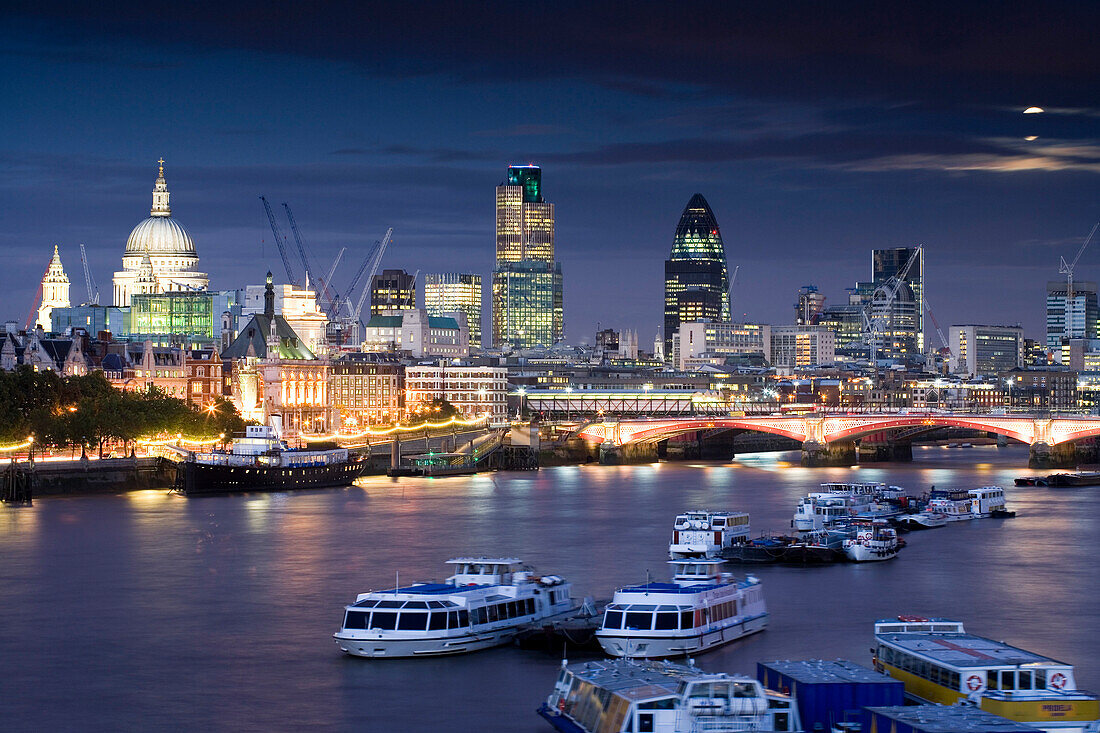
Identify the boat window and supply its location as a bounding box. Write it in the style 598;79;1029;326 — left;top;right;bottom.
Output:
353;599;378;608
681;611;693;629
987;672;999;690
508;601;518;617
344;611;369;629
370;612;397;630
487;605;499;622
636;698;676;709
710;683;730;699
1018;671;1032;690
428;611;447;630
607;604;624;611
631;605;656;612
471;607;486;625
428;601;446;608
375;600;402;608
457;610;469;627
688;683;712;698
1000;671;1016;690
733;683;756;698
713;518;725;526
654;612;678;630
403;601;429;609
448;611;459;628
398;612;427;631
604;611;624;629
657;605;677;612
1035;671;1046;690
526;598;535;615
638;712;653;732
624;612;653;631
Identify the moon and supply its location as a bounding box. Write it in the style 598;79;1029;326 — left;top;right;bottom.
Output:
1023;107;1044;114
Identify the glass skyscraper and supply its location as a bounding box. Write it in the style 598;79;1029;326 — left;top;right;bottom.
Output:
492;165;564;348
663;194;730;356
425;273;483;348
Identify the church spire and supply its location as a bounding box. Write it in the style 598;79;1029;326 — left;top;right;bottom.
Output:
150;158;171;217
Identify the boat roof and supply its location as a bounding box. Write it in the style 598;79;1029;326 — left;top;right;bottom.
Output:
446;557;522;565
677;510;748;516
564;659;758;703
864;705;1036;732
760;659;897;685
877;629;1069;669
368;583;492;596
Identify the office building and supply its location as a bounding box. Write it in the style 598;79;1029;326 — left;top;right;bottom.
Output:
795;285;825;326
949;324;1024;377
404;364;509;422
770;326;836;369
492;165;564;348
131;292;215;345
113;160;208;306
664;194;731;355
1046;280;1098;355
425;273;482;348
330;354;404;428
676;322;770;370
817;302;865;348
370;269;417;316
361;309;469;358
872;247;924;351
51;305;131;338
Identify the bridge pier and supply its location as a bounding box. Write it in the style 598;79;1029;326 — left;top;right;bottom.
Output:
801;440;857;467
857;440;913;463
1030;440;1095;468
599;442;658;465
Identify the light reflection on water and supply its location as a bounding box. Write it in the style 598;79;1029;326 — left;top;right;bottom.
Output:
0;444;1097;732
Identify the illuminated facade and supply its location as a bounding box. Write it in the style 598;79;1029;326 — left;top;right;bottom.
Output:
243;281;329;354
330;355;404;428
405;365;508;423
770;326;836;370
675;322;770;370
949;324;1024;377
1046;280;1098;354
425;273;482;348
872;247;924;351
37;246;71;330
130;292;215;344
663;194;730;356
370;269;417;316
492;165;564;348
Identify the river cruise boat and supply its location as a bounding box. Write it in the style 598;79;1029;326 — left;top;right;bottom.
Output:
538;658;801;733
668;511;751;559
872;616;1100;732
721;529;849;565
333;558;575;658
793;483;908;531
842;521;899;562
926;486;1010;521
595;559;767;659
172;425;366;495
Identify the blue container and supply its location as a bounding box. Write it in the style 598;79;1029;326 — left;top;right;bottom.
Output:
757;659;905;732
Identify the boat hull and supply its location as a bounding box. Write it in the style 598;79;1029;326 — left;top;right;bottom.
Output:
175;457;366;495
844;543;898;562
596;614;768;659
896;514;946;530
334;628;517;658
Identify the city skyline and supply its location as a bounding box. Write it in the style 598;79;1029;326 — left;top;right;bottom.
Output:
3;4;1099;343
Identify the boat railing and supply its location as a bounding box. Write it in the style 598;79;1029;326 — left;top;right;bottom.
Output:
686;713;769;732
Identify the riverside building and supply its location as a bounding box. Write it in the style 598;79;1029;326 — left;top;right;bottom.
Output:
949;324;1024;377
663;194;731;356
425;273;482;349
404;364;508;423
492;165;564;349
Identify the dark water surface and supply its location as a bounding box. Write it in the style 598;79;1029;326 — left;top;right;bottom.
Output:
2;445;1097;732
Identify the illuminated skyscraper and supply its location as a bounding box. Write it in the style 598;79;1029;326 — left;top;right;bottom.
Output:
425;273;483;348
492;165;564;348
370;269;417;316
663;194;730;356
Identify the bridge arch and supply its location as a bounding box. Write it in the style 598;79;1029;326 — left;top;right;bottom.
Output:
822;416;1035;445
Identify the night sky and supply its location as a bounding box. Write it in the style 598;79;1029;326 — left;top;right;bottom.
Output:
3;2;1099;344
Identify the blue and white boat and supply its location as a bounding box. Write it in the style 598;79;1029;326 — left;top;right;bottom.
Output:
595;559;767;659
333;558;575;658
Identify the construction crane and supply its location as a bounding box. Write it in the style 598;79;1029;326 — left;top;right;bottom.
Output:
404;269;419;308
727;265;739;316
318;247;346;317
336;237;382;317
259;196;298;286
282;202;332;306
348;228;393;342
79;242;99;305
863;245;922;362
1059;222;1100;308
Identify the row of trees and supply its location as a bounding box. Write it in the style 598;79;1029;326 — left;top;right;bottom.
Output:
0;367;246;455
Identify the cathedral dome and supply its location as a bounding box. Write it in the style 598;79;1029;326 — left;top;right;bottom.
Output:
125;216;196;256
123;159;196;256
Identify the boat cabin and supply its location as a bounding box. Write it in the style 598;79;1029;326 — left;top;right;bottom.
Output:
445;557;523;586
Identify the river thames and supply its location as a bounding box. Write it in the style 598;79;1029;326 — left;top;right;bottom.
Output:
1;444;1097;732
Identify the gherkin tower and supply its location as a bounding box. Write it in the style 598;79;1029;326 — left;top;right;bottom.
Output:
663;194;730;356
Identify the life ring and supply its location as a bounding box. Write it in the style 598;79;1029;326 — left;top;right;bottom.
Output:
1050;672;1067;690
558;698;566;712
966;674;983;691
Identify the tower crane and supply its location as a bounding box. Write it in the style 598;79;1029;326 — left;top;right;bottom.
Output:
348;228;393;342
79;243;99;305
862;245;921;362
404;269;419;308
318;247;346;316
1059;222;1099;309
259;196;298;286
282;202;336;314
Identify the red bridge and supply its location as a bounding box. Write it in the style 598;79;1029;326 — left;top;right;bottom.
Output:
574;413;1100;466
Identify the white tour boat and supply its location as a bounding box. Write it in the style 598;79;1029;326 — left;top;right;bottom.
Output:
842;520;899;562
538;658;801;733
333;558;575;658
896;511;947;530
595;559;767;659
793;482;906;531
926;486;1008;521
668;510;750;559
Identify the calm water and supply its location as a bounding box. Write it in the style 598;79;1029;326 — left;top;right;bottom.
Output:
1;445;1097;732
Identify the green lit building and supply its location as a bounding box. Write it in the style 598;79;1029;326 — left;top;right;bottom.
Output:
131;291;215;345
663;194;730;356
492;165;564;348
